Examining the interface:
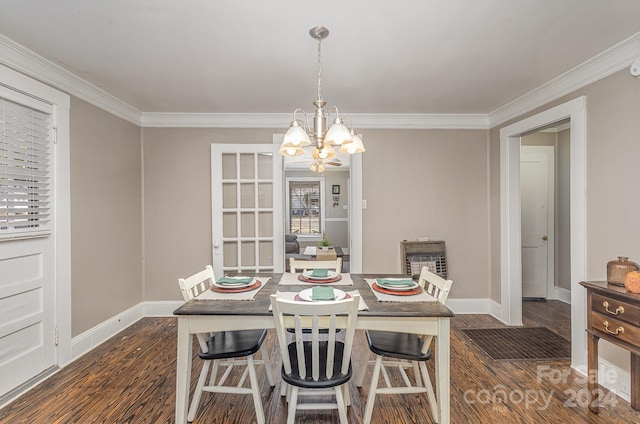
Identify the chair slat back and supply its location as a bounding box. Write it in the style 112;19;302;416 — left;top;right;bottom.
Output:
178;265;214;302
417;267;453;353
418;267;453;304
271;294;360;380
178;265;216;351
289;258;342;273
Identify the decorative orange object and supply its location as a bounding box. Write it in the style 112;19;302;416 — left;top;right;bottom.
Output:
624;271;640;293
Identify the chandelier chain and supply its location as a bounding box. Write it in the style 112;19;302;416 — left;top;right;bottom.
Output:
278;26;365;170
317;39;322;101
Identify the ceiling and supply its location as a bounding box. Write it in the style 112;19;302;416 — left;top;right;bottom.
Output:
0;0;639;119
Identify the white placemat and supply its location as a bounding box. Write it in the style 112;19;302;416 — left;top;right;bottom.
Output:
279;272;354;286
195;277;271;301
269;289;368;311
365;278;438;302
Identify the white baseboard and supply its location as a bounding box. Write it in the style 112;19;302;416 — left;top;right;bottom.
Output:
552;287;572;304
57;298;639;409
143;300;183;317
447;298;500;316
69;303;144;364
69;297;502;366
571;357;631;403
70;301;181;363
488;299;502;320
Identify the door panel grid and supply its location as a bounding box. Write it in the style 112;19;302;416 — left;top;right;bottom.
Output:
212;146;282;275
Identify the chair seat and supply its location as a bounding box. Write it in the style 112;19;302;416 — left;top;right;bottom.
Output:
282;341;351;389
365;330;432;361
199;329;268;360
286;328;340;334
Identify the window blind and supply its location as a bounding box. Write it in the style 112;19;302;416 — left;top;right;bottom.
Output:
0;97;52;239
288;180;321;235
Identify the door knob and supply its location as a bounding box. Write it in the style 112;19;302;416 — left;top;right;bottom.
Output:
542;235;548;241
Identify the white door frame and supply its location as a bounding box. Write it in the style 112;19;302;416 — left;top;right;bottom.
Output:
499;96;586;369
274;134;363;273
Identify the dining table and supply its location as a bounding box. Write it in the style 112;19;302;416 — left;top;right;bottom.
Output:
173;273;454;424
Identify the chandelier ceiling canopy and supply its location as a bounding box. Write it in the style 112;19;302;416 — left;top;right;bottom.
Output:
278;26;365;172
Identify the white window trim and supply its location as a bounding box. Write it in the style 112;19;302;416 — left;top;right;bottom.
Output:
285;176;325;240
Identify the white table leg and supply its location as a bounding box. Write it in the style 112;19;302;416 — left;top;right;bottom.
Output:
435;318;450;424
176;318;192;424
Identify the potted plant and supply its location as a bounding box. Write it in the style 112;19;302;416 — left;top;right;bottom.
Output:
317;233;332;251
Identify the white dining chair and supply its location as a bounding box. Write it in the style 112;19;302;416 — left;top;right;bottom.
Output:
356;267;453;424
178;265;274;423
270;293;360;424
289;257;342;274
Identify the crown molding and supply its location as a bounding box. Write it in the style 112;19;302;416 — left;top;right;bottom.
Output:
489;31;640;127
0;34;141;125
140;111;491;129
343;113;490;130
3;29;638;131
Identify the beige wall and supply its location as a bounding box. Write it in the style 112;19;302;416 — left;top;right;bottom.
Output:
70;97;142;336
361;129;489;299
489;68;640;369
142;127;490;301
141;128;276;301
489;68;640;301
67;66;640;346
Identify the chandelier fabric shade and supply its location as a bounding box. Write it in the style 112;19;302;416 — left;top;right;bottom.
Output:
279;26;365;171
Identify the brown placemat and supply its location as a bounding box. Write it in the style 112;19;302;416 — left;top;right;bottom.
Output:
461;327;570;361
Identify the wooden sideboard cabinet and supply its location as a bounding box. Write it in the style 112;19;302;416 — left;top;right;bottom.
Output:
580;281;640;413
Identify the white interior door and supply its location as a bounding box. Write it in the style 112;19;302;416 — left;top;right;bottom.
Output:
0;238;56;397
0;83;63;397
521;146;554;298
211;144;283;276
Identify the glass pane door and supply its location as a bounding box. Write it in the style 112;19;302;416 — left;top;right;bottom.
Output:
211;144;283;276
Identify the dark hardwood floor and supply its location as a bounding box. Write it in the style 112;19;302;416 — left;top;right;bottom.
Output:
1;301;638;423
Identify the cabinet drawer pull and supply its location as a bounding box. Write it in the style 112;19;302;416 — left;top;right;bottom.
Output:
602;320;625;335
603;301;624;315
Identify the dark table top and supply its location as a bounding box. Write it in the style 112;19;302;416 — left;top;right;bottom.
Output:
174;273;455;319
580;280;640;301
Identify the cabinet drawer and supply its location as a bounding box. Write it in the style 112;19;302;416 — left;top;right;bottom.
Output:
591;312;640;348
592;293;640;326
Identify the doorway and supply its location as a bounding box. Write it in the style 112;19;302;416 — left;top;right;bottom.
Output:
275;135;363;273
499;96;587;369
521;145;555;299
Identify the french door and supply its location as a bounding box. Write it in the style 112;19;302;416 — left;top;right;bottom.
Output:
211;144;283;277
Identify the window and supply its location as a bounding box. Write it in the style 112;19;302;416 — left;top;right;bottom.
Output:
287;178;324;236
0;97;52;239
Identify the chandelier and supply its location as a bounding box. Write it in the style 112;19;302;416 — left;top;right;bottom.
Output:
278;26;365;172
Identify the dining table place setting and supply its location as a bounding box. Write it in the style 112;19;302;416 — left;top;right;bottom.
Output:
365;277;438;302
278;270;354;286
195;276;271;301
271;287;369;311
174;273;454;424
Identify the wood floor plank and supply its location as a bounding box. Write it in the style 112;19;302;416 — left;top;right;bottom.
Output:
1;306;639;423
